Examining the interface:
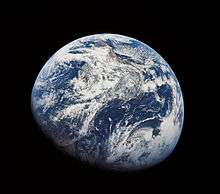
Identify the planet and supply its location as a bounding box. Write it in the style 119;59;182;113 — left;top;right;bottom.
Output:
31;34;184;171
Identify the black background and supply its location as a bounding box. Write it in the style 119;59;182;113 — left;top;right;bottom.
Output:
1;1;219;193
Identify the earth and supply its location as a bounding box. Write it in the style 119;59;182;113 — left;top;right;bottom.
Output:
31;34;184;171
